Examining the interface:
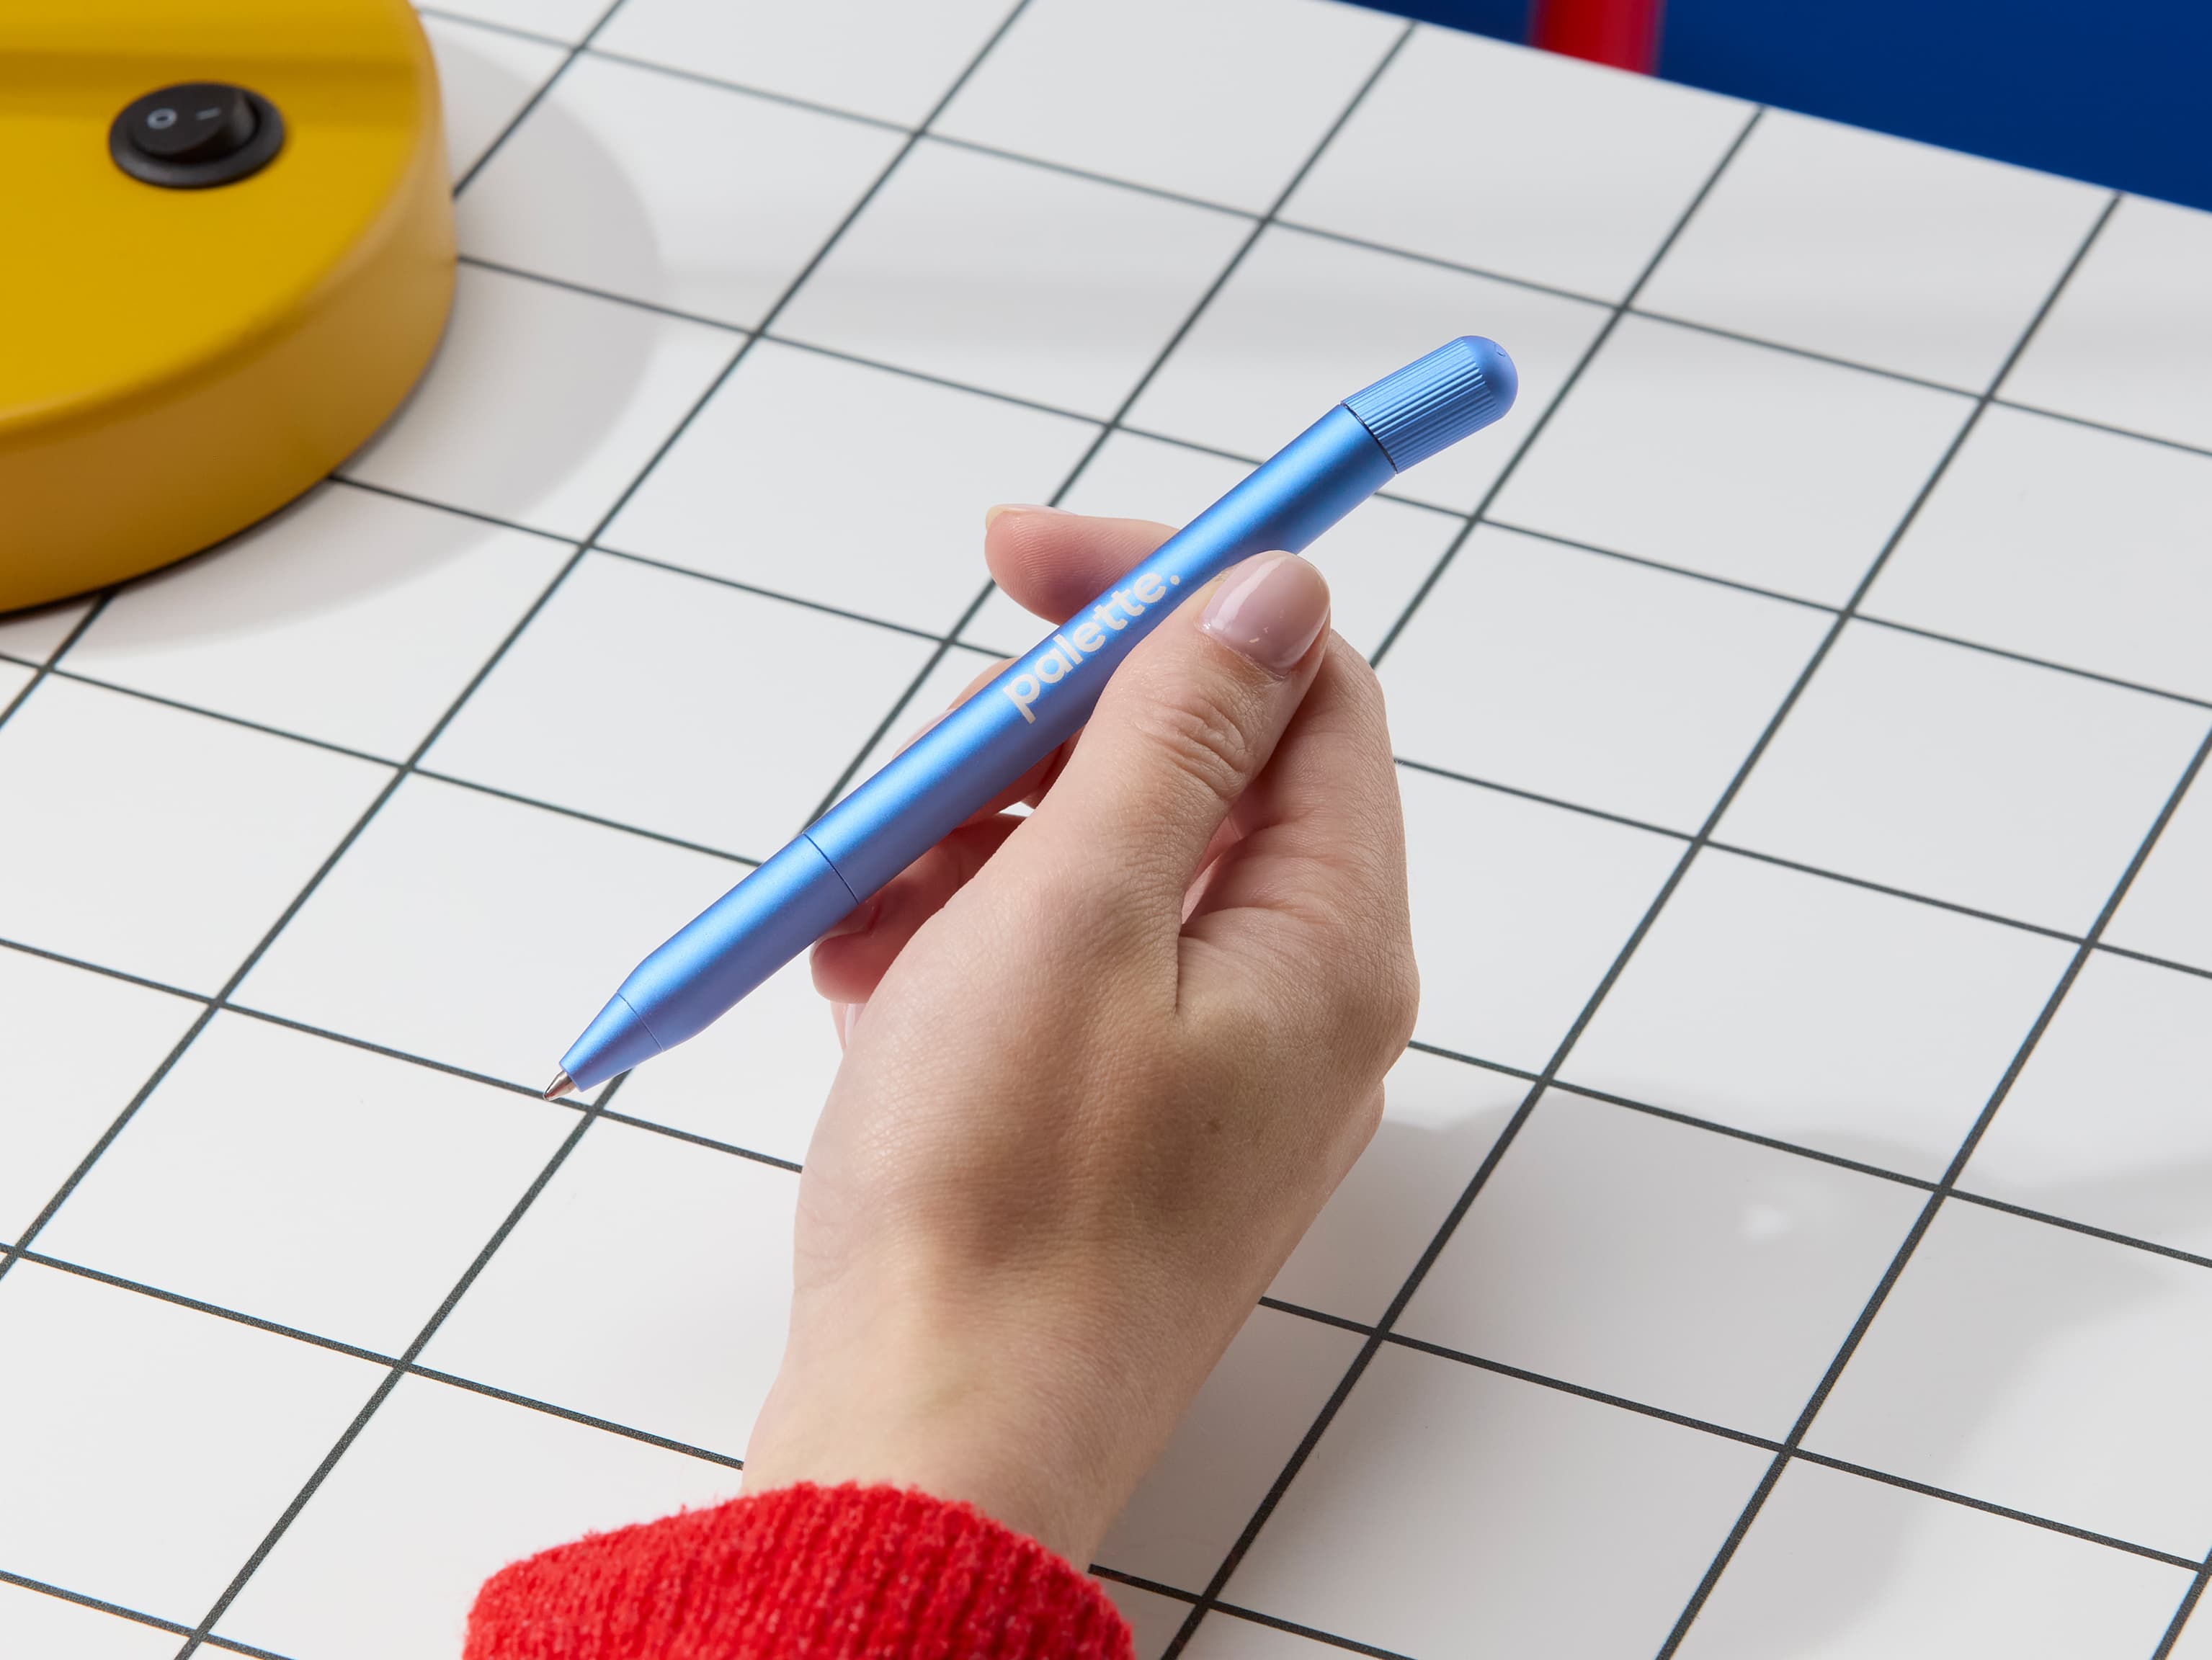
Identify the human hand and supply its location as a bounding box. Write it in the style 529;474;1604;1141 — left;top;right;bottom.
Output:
740;506;1419;1568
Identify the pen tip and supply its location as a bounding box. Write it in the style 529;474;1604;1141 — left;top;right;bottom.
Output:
543;1070;576;1101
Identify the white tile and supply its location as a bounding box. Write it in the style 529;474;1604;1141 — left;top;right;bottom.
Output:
594;0;1015;127
0;679;391;994
1129;226;1609;512
217;1373;738;1660
777;140;1252;419
1404;1093;1922;1437
609;955;835;1166
1400;763;1682;1070
38;1014;571;1355
937;0;1399;213
427;0;606;45
1225;1345;1769;1657
1808;1200;2212;1558
424;11;568;182
1182;1612;1342;1659
1678;1458;2190;1660
1865;406;2212;701
1493;316;1972;605
2007;194;2212;453
837;644;1006;806
1963;953;2212;1257
1059;432;1257;528
0;597;93;664
1105;1581;1198;1660
0;949;200;1246
602;341;1097;635
426;553;936;857
1385;527;1829;831
342;263;736;538
66;485;566;762
235;775;739;1092
1717;623;2211;934
0;1581;180;1660
0;1263;380;1620
1285;26;1749;300
1566;849;2073;1179
1270;1047;1524;1326
2108;766;2212;973
1640;110;2110;390
1059;433;1459;662
419;1116;795;1455
961;584;1051;661
1098;1306;1360;1593
460;55;904;327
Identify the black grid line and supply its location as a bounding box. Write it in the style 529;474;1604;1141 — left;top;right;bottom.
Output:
1159;161;2126;1660
442;0;2204;500
416;4;571;50
145;3;1054;1634
0;1566;198;1645
447;0;630;197
198;1637;298;1660
462;205;2212;529
170;1081;623;1656
800;17;1421;822
13;907;2205;1330
1241;1289;2212;1576
1089;1569;1423;1660
3;8;2206;1651
0;6;1041;1652
1694;839;2096;945
0;596;110;737
1997;398;2212;468
2155;1556;2212;1659
1779;1452;2207;1573
13;604;2199;990
25;486;2212;800
1156;104;1769;1652
1653;195;2205;1660
12;1243;752;1476
1364;106;1768;669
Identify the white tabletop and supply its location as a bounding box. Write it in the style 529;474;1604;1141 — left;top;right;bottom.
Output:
4;2;2212;1656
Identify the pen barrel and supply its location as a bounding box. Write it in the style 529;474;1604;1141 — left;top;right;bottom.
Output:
559;336;1517;1090
808;403;1393;894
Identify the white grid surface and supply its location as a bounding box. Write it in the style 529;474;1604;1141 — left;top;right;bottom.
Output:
6;4;2212;1656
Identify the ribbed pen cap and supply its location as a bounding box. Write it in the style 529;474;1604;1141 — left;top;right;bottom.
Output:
1341;336;1517;472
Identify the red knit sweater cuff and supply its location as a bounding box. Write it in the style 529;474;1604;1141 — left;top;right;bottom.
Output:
464;1481;1134;1660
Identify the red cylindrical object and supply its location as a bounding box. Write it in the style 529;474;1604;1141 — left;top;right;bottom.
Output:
1532;0;1665;72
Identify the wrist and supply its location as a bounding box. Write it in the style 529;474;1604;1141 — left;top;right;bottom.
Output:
744;1331;1110;1566
744;1273;1159;1568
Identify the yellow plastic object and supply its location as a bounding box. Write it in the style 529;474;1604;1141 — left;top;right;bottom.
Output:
0;0;455;612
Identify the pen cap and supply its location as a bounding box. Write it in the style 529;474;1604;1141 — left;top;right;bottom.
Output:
1341;336;1517;473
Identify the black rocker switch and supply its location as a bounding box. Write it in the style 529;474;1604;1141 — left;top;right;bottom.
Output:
125;84;257;163
112;83;285;189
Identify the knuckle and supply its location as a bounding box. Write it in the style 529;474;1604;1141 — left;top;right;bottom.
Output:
1133;691;1259;808
1342;932;1420;1061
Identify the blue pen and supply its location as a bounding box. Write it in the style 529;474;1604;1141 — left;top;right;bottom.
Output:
544;336;1517;1097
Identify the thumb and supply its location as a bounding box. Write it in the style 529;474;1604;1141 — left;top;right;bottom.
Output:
1017;550;1332;931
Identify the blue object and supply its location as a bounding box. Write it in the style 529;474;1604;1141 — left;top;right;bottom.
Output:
1656;0;2212;214
550;336;1517;1094
1363;1;2212;214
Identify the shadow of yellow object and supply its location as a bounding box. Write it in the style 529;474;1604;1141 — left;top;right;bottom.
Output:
0;0;455;612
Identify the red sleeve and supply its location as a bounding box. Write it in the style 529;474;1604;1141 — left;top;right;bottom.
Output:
463;1481;1135;1660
